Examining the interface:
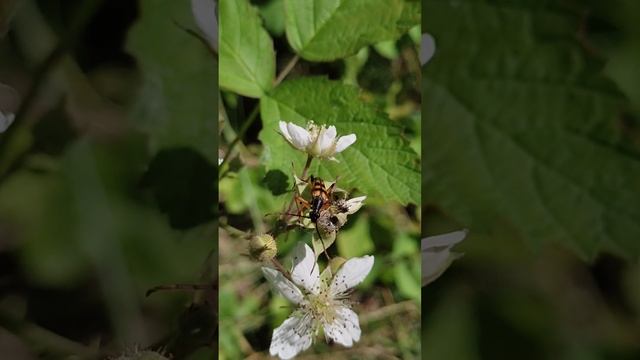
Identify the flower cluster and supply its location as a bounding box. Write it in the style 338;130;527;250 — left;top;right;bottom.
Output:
257;121;372;359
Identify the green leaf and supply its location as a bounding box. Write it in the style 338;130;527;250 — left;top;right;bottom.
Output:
258;0;285;37
337;215;374;258
219;0;275;97
127;0;217;163
606;42;640;114
422;288;480;360
424;0;640;258
284;0;419;61
259;77;420;205
394;261;420;301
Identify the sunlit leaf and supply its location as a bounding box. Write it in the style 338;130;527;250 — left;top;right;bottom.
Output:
260;77;420;205
219;0;275;97
284;0;419;61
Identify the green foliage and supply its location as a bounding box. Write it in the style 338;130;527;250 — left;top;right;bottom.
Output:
284;0;419;61
423;289;479;360
127;0;217;164
336;215;374;258
258;0;285;37
219;1;420;357
142;147;217;229
260;77;421;205
0;140;211;288
219;0;275;98
424;0;640;259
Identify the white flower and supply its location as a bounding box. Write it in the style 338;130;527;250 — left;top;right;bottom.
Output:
341;195;366;215
420;33;436;65
0;111;15;133
262;243;374;359
422;230;466;286
278;121;356;161
191;0;218;50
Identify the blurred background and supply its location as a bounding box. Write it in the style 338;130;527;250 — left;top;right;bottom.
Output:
218;0;421;358
0;1;216;359
423;0;640;359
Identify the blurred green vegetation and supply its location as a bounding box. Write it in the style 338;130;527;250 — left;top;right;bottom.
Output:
0;0;215;359
219;0;421;358
424;0;640;359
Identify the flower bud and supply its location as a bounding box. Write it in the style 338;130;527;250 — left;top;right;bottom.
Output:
249;234;277;262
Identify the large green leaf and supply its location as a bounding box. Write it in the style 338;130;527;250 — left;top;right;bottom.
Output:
219;0;275;98
424;0;640;258
127;0;217;163
259;77;420;205
284;0;419;61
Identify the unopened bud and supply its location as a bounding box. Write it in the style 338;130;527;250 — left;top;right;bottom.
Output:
249;234;277;262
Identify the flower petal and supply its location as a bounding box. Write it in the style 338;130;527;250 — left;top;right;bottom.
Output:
191;0;217;50
324;306;361;347
0;111;14;133
344;196;366;215
420;33;436;65
291;243;321;294
317;125;337;155
330;255;374;296
422;230;467;250
286;122;312;149
262;267;304;304
270;314;314;360
422;250;462;286
279;121;293;142
335;134;356;153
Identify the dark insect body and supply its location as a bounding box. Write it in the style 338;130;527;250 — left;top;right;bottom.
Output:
288;175;341;264
306;176;335;222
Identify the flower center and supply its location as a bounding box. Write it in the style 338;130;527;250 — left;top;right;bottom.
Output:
306;288;337;323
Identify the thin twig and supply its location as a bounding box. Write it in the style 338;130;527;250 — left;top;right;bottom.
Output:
146;283;213;297
282;155;313;222
274;55;299;87
219;55;300;173
271;258;293;283
0;42;66;181
219;104;260;172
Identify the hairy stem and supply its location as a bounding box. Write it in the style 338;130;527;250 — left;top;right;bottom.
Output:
271;258;293;283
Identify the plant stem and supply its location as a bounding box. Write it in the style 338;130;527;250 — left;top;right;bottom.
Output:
274;55;299;87
219;55;300;173
146;283;213;297
0;42;66;181
271;258;293;283
283;155;313;217
300;154;313;180
219;104;260;172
